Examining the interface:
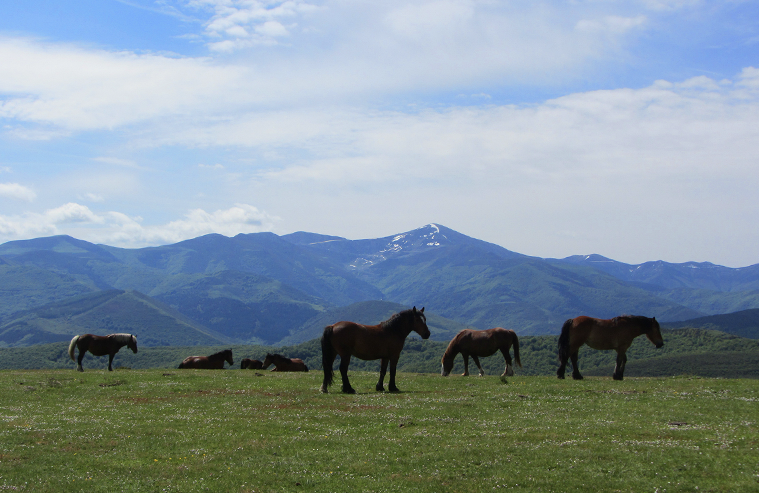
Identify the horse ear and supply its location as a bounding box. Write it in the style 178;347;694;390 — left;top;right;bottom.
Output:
420;307;425;313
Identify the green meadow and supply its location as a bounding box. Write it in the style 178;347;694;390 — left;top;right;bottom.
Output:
0;369;757;492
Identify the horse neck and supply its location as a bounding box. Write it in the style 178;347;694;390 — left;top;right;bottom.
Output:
442;340;460;361
110;334;132;347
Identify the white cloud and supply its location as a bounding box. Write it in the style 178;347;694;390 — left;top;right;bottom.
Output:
0;183;36;202
0;203;278;247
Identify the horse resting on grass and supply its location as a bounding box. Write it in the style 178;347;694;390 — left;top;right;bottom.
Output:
241;358;264;369
441;327;521;377
178;349;234;369
262;353;308;372
68;333;137;372
321;306;430;394
557;315;664;381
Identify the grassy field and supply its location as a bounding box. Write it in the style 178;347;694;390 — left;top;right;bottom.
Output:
0;369;757;492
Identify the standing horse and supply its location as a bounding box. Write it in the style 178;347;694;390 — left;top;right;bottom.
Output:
68;333;137;372
178;349;234;369
441;328;521;377
557;315;664;381
241;358;264;369
321;306;430;394
262;353;308;372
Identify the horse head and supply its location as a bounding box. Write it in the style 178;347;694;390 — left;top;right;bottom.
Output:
262;353;274;369
412;307;430;340
225;349;234;366
440;353;455;376
128;335;138;354
647;317;664;348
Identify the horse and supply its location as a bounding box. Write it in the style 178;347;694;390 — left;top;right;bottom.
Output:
441;327;521;377
262;353;308;372
178;349;234;369
321;306;430;394
241;358;264;369
68;333;137;372
557;315;664;381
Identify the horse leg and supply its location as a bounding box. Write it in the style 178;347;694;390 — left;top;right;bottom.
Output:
320;352;336;393
76;349;85;372
471;355;485;377
388;358;400;393
570;351;583;380
376;358;388;392
500;348;514;377
462;354;470;376
108;353;115;371
339;356;356;394
557;352;567;379
613;351;627;380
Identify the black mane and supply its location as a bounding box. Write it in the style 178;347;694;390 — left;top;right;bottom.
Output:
380;309;423;334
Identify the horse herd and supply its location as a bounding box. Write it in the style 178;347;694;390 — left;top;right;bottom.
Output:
67;306;665;393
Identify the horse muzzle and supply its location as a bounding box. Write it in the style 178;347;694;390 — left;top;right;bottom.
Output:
655;342;663;348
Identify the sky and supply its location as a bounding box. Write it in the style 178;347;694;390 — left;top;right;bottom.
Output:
0;0;758;267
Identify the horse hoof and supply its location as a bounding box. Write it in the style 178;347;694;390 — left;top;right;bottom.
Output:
342;387;356;394
388;387;400;393
320;385;328;393
376;386;385;392
613;375;624;381
572;374;584;380
557;374;565;379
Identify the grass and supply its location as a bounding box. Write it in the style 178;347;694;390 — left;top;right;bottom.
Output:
0;369;757;492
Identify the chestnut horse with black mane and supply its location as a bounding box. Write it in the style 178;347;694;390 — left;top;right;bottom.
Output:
262;353;308;372
68;333;137;372
441;327;521;377
321;307;430;394
178;349;233;369
557;315;664;381
241;358;264;369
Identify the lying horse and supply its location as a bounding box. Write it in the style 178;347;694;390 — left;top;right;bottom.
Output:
321;306;430;393
557;315;664;380
241;358;264;369
262;353;308;372
441;327;521;377
178;349;233;369
68;333;137;372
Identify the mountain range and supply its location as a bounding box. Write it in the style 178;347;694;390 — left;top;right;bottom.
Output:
1;223;758;347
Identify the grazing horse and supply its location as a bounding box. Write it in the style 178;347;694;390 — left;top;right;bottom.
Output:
441;327;521;377
557;315;664;381
321;306;430;394
178;349;234;369
241;358;264;369
262;353;308;372
68;333;137;372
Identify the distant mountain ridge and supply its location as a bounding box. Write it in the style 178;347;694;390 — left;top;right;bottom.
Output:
1;223;758;347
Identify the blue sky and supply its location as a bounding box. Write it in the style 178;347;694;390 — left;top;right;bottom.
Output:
1;0;758;267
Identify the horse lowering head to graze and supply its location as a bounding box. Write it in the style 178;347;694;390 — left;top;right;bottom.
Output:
441;327;521;378
178;349;234;369
557;315;663;381
241;358;264;369
68;334;138;372
320;306;429;394
262;353;308;372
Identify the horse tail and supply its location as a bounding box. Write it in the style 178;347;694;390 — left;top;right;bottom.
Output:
178;361;185;369
321;325;335;388
512;331;522;368
557;318;573;363
68;335;79;361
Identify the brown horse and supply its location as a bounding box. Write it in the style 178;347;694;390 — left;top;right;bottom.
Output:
557;315;664;381
178;349;234;369
262;353;308;372
241;358;264;369
68;333;137;372
321;306;430;394
441;327;521;377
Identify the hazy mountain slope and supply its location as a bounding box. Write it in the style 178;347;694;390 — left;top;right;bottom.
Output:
150;270;331;344
664;308;759;339
0;290;230;348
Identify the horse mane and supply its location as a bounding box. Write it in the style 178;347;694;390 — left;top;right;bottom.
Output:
110;333;135;343
380;309;417;334
266;353;283;359
209;349;231;358
612;315;654;328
